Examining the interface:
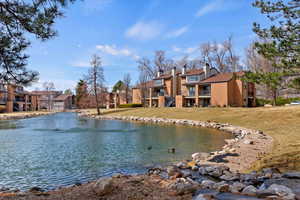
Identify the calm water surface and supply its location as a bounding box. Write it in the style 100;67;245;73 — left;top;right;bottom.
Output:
0;112;232;190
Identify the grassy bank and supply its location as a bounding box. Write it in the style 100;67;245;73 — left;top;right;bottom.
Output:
87;106;300;172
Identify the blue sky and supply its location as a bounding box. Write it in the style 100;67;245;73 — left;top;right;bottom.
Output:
27;0;269;92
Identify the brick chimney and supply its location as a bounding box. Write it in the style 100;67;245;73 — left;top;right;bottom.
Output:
203;63;210;78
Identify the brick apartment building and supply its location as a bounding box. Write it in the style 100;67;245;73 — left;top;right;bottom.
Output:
132;64;256;108
0;84;40;113
32;91;73;111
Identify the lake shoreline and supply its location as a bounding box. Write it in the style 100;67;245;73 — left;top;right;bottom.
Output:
79;112;273;173
0;111;54;121
1;111;299;200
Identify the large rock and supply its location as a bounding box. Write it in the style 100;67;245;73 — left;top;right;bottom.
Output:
214;181;230;193
242;185;257;196
168;178;198;195
195;193;216;200
268;184;296;200
230;182;246;193
283;172;300;179
200;180;216;189
93;177;114;196
192;152;210;161
166;166;181;176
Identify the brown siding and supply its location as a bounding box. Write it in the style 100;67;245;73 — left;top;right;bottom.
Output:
176;95;184;108
158;96;165;107
132;88;142;104
164;79;172;96
211;82;228;107
180;77;188;96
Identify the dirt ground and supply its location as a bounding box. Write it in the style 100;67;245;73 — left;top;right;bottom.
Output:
0;175;191;200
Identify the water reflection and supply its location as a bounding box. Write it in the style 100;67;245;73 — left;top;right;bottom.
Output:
0;112;232;190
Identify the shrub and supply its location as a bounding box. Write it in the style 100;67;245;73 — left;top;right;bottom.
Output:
275;97;300;106
256;98;271;107
256;97;300;106
118;103;143;108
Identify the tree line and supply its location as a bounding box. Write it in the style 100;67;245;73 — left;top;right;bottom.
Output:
0;0;299;107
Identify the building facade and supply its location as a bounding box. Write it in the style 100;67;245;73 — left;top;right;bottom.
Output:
132;65;256;108
52;94;73;111
0;84;40;113
32;91;63;110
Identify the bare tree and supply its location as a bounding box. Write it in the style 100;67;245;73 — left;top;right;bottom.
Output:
123;73;131;104
43;81;55;111
138;50;175;80
199;36;241;72
85;54;105;115
138;73;149;106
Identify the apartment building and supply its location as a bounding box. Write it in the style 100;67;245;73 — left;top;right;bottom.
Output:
0;84;40;113
132;64;256;108
32;91;63;110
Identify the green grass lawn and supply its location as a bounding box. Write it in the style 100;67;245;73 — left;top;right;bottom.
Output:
90;106;300;172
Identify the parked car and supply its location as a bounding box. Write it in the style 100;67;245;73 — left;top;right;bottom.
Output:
290;101;300;105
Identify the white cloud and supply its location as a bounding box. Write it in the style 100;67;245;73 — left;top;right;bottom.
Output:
166;26;189;38
196;0;223;17
96;45;140;60
172;46;199;54
125;21;163;40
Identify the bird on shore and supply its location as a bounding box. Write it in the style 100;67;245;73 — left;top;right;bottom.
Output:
168;148;176;153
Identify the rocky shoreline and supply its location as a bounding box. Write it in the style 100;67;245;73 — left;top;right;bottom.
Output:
79;113;273;173
0;112;53;120
0;112;299;199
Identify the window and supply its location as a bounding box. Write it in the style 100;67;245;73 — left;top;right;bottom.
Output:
154;79;163;86
201;85;211;96
186;75;200;83
188;86;195;97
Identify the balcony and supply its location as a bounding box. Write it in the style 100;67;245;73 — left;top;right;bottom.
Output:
15;97;25;102
153;79;164;87
199;90;211;97
0;97;7;104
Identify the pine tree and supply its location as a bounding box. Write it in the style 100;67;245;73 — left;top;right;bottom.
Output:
0;0;76;85
245;0;300;104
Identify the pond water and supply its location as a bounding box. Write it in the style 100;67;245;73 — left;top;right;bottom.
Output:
0;112;232;191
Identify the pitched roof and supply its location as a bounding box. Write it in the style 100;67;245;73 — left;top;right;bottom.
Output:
132;80;154;89
200;72;245;84
54;94;72;101
31;91;62;95
183;68;204;76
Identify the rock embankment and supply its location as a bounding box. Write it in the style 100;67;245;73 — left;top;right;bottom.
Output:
79;113;273;172
0;112;53;120
148;162;300;199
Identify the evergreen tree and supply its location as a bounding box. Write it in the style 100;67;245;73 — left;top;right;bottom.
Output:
245;0;300;104
0;0;76;85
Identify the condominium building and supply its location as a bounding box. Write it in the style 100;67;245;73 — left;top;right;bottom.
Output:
132;64;256;108
0;84;40;113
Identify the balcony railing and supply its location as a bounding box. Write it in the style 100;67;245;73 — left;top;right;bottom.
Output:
0;98;7;104
199;90;211;96
154;79;163;87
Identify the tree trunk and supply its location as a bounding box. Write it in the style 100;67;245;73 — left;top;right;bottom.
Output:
272;88;277;106
94;74;100;115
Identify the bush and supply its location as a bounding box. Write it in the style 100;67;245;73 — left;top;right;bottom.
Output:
118;103;143;108
256;97;300;106
275;97;300;106
256;98;271;107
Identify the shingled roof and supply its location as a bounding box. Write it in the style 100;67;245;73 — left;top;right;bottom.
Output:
54;94;72;101
200;72;245;84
